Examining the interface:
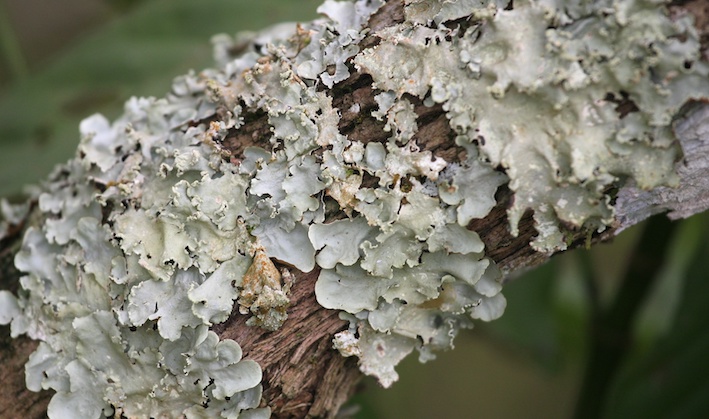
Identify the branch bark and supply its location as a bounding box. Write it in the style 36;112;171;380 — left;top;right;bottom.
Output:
1;1;708;418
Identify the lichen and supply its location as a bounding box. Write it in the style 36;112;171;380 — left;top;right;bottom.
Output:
0;0;706;413
357;0;709;252
0;103;268;417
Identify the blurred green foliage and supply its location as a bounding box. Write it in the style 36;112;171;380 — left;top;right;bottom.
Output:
604;215;709;418
1;1;708;418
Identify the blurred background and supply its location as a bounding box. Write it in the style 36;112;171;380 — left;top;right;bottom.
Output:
1;1;708;417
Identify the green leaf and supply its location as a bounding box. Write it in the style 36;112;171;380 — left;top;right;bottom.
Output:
604;214;709;418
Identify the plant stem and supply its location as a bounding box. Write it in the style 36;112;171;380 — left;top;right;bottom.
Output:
573;215;677;419
0;0;28;82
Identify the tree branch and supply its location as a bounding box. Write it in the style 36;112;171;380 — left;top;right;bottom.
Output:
1;1;708;418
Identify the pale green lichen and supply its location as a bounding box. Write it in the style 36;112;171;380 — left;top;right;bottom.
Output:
0;199;30;242
2;114;268;417
357;0;709;252
0;0;705;414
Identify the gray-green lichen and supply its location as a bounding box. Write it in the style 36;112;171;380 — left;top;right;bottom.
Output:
357;0;709;252
0;0;706;414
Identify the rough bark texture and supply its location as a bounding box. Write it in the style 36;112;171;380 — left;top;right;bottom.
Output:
1;1;708;418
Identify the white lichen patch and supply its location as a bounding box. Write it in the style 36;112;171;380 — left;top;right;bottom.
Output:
0;0;705;410
0;199;30;241
356;0;709;252
0;95;270;416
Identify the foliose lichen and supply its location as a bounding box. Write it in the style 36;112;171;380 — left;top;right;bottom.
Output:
0;0;706;414
357;0;709;252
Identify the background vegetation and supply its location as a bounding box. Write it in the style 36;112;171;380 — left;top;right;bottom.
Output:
1;1;708;417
